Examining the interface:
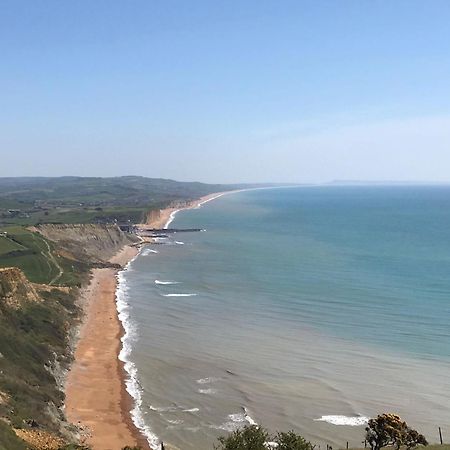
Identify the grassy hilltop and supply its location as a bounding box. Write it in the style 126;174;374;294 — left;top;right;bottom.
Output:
0;176;243;285
0;176;244;225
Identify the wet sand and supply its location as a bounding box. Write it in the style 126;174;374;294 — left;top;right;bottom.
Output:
65;245;150;450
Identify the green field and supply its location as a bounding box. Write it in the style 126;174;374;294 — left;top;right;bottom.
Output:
0;176;250;226
0;226;86;286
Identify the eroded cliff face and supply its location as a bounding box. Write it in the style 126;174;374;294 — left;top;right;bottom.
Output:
35;223;139;263
0;267;41;308
0;265;80;448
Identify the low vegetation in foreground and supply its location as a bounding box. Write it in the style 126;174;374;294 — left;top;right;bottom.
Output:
212;414;429;450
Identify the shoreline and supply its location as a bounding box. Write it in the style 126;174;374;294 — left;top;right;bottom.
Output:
66;191;236;449
144;190;237;230
65;245;150;450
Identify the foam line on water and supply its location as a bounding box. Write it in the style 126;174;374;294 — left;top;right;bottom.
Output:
116;253;160;449
163;191;232;229
164;209;180;229
155;280;180;285
315;415;369;426
163;293;197;297
198;388;217;394
142;248;159;255
196;377;219;384
213;406;258;432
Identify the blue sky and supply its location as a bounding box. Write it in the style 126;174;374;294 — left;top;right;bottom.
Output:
1;1;450;183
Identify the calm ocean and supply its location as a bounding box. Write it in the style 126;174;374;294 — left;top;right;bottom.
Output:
117;186;450;449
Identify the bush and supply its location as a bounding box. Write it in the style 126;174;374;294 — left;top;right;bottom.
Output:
365;413;428;450
215;425;270;450
276;431;315;450
215;425;314;450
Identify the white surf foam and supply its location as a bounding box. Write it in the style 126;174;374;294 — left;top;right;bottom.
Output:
198;388;217;394
167;419;184;425
196;377;219;384
228;413;247;423
149;405;177;412
175;240;185;245
196;192;227;208
116;257;161;449
163;191;233;229
213;407;258;433
155;280;180;285
183;407;200;413
315;415;369;426
243;406;258;426
163;293;197;297
164;209;180;229
142;248;159;255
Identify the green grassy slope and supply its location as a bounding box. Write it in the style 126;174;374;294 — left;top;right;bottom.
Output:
0;227;86;286
0;421;27;450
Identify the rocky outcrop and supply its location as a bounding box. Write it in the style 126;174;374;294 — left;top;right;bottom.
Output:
0;267;41;308
35;223;139;263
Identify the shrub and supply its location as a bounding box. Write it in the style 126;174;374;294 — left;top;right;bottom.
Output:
215;425;270;450
365;413;428;450
215;425;314;450
276;430;315;450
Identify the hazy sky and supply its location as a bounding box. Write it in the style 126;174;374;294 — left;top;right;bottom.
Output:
1;1;450;183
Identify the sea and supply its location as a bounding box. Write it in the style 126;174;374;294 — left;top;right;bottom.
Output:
116;186;450;450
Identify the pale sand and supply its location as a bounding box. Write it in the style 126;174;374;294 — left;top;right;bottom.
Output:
144;191;232;229
65;245;150;450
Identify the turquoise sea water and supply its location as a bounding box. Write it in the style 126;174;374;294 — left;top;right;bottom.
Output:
118;186;450;449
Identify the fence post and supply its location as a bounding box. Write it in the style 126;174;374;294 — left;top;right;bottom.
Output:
439;427;443;445
346;442;349;449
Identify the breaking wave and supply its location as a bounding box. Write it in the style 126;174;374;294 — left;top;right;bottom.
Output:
116;257;160;449
155;280;180;285
162;293;197;297
315;415;369;426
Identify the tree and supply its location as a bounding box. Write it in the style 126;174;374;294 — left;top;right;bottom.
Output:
275;431;315;450
365;414;428;450
215;425;315;450
214;425;270;450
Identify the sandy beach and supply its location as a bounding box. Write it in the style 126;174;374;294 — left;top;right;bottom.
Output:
65;192;232;450
145;192;231;229
65;245;150;450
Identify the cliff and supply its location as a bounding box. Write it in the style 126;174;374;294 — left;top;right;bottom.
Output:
0;266;80;448
0;267;41;307
35;223;139;263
